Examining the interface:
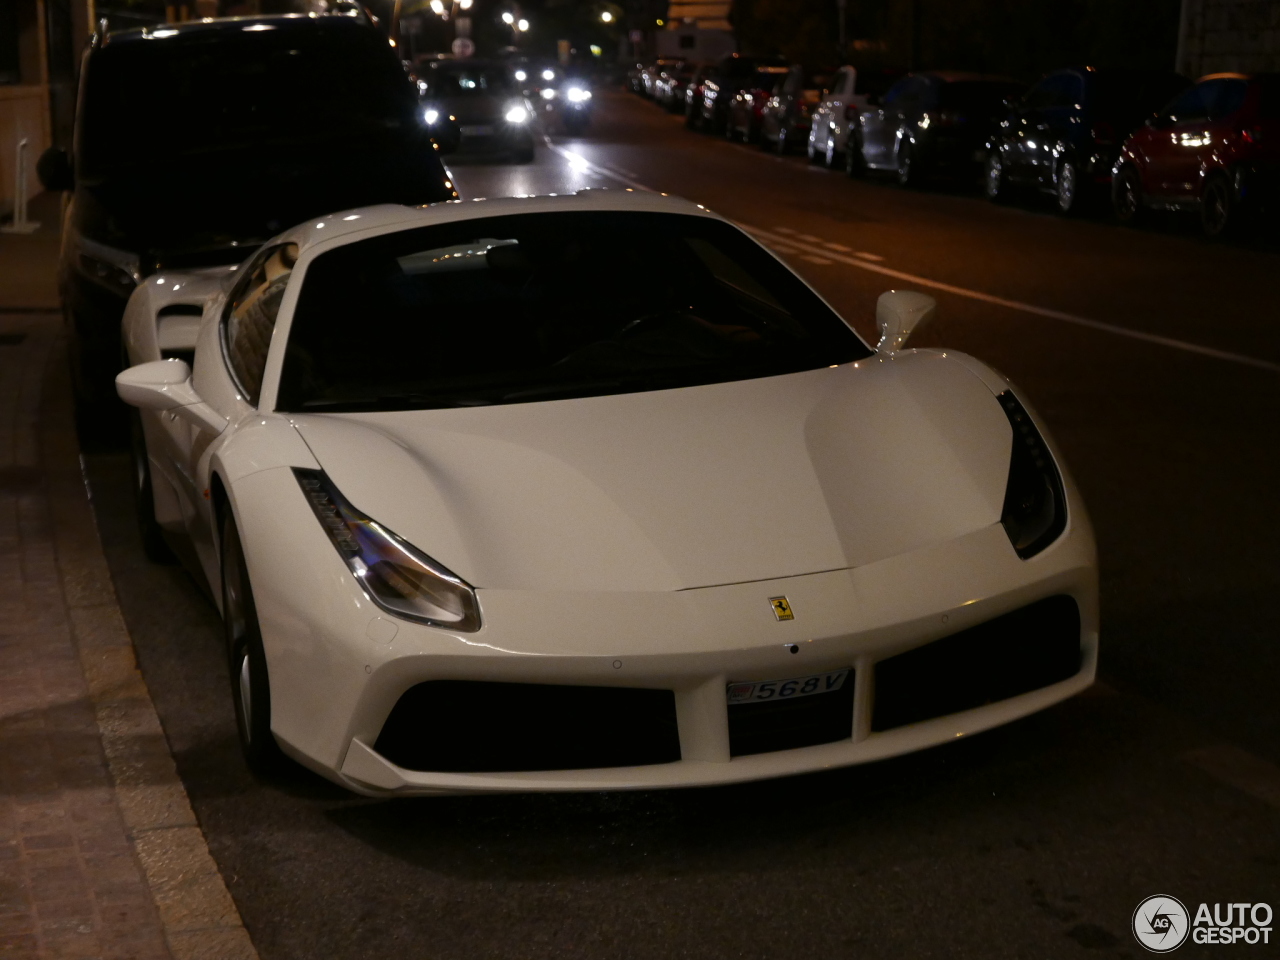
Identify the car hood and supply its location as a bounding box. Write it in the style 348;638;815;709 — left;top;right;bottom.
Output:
289;353;1012;592
433;95;508;125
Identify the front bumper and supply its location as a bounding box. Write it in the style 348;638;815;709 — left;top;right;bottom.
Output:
235;464;1097;796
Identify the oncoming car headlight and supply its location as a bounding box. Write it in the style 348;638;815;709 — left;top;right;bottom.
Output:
424;108;440;125
997;391;1066;559
293;468;481;632
565;86;591;103
514;69;527;82
504;103;530;123
540;87;556;100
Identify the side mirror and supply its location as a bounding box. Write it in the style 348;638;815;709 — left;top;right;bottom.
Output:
116;360;228;433
37;146;73;192
876;289;936;354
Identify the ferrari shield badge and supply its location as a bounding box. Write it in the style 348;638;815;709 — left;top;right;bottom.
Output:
769;596;794;621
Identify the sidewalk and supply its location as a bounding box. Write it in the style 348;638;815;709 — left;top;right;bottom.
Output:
1;196;257;959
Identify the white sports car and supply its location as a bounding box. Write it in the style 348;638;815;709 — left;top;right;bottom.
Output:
117;191;1097;796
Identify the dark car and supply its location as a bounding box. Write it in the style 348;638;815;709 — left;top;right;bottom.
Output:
758;66;837;154
37;14;455;414
724;64;793;142
1113;72;1279;236
854;72;1023;186
697;54;790;135
418;59;536;162
656;61;700;113
683;64;716;128
985;67;1189;214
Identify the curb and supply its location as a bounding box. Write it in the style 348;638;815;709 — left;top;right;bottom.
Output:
39;328;260;960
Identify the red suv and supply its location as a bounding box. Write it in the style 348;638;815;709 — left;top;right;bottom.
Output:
1113;72;1279;236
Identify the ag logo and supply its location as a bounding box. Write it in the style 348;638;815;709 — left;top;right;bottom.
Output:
769;596;794;621
1133;895;1190;953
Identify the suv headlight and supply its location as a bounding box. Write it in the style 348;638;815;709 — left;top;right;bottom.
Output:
997;391;1066;558
505;103;530;123
294;468;481;631
566;86;591;103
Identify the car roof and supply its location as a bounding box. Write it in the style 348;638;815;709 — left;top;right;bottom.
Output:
275;191;718;258
103;13;370;45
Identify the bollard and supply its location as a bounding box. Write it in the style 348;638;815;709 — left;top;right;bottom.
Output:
2;138;42;235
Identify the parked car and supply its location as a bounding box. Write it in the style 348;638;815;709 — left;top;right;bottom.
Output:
683;64;716;128
642;59;683;98
853;72;1023;185
1112;72;1279;236
114;190;1097;795
626;60;647;94
417;59;536;163
724;64;793;142
758;66;838;154
697;54;790;135
985;67;1188;214
656;61;702;113
35;14;455;423
808;66;904;167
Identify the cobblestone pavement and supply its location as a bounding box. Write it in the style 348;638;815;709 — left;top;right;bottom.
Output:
1;200;256;960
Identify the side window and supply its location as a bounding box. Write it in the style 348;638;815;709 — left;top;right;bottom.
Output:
1208;78;1247;119
222;243;299;405
882;77;912;107
1026;74;1078;110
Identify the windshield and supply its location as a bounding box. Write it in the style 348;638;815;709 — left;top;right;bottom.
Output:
938;81;1024;113
425;65;513;96
1090;71;1190;122
81;23;414;178
277;211;871;412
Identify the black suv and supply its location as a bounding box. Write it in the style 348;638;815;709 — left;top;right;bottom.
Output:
39;14;456;413
984;67;1188;214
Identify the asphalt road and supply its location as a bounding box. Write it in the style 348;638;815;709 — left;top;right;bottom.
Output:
83;91;1280;960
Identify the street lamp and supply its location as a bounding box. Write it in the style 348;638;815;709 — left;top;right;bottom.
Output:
501;10;514;23
516;17;529;31
600;10;613;22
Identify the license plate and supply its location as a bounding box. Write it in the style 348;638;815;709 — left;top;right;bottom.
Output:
461;124;495;136
727;668;850;704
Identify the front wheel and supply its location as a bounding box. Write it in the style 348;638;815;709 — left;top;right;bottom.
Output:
1055;158;1081;215
845;135;866;178
1112;166;1145;225
1201;175;1236;238
222;514;287;777
984;152;1008;202
896;140;917;187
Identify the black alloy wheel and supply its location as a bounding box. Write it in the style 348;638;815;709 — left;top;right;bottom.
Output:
1112;166;1145;225
222;513;287;776
896;139;917;187
129;409;174;563
1200;175;1235;238
984;152;1008;201
1055;158;1080;215
845;134;866;178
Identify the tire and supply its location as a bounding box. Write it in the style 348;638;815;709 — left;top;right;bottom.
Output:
129;410;174;563
845;135;866;178
1201;175;1235;238
221;513;287;777
1055;158;1081;215
895;140;917;187
984;152;1008;202
1112;165;1144;226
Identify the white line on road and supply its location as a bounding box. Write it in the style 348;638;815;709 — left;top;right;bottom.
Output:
540;141;1280;375
742;224;1280;375
854;251;885;262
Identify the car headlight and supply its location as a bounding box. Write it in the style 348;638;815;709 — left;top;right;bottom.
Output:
293;468;481;632
540;87;556;100
542;69;555;81
505;104;530;123
424;108;440;125
514;69;527;82
566;86;591;103
996;391;1066;559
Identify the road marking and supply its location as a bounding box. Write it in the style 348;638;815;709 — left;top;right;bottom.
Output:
797;233;823;243
741;224;1280;375
540;143;1280;376
824;242;853;252
800;255;834;265
854;251;885;262
1183;745;1280;810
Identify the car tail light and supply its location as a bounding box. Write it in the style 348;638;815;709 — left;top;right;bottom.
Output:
1090;122;1115;145
293;468;482;631
997;391;1066;559
1239;125;1263;144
